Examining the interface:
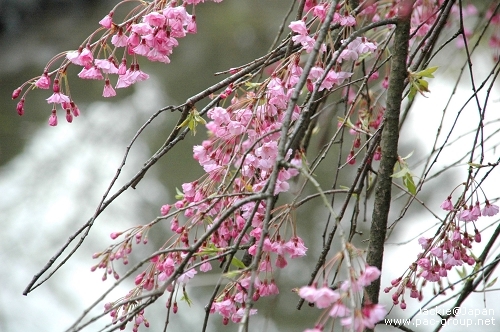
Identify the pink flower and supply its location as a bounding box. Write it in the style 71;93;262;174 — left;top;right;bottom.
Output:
99;12;113;29
143;12;166;27
200;257;212;272
111;28;128;47
66;47;93;67
48;109;58;126
133;39;150;56
102;79;116;97
482;200;499;216
46;92;70;104
213;299;236;318
417;257;431;270
94;58;119;74
298;285;340;308
358;265;381;286
470;202;481;220
418;237;430;249
329;300;350;317
187;16;197;33
78;66;104;80
341;311;365;332
440;196;453;211
313;4;327;21
292;34;315;52
362;303;387;328
289;20;308;35
131;22;154;35
35;72;51;89
231;307;257;323
283;236;307;258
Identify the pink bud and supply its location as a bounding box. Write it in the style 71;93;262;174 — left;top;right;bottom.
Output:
161;204;171;216
53;79;60;93
110;232;122;240
16;98;25;116
474;229;481;243
347;151;356;165
66;109;73;123
12;87;22;100
48;109;58;126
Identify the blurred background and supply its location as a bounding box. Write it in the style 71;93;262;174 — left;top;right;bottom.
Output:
1;1;500;332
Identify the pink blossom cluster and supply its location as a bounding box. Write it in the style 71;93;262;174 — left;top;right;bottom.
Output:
386;194;499;309
83;1;435;330
12;0;218;126
298;265;386;332
14;0;500;331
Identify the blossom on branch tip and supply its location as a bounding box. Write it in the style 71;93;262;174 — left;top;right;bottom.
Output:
103;79;116;97
440;196;453;211
289;20;308;35
46;91;70;104
16;98;25;116
299;283;341;309
99;12;113;29
48;109;58;126
66;47;93;67
35;72;51;89
482;200;499;216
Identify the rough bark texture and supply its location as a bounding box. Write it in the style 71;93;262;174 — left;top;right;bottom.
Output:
365;9;412;304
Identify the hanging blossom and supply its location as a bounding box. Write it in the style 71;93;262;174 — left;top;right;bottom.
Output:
298;264;386;332
386;191;499;309
11;1;219;125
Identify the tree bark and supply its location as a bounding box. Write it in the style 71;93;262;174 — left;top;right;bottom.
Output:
365;3;412;304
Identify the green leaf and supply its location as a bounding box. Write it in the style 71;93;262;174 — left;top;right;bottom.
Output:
223;270;243;279
196;243;221;256
404;173;417;195
230;257;247;269
408;85;417;101
340;185;358;197
400;151;414;160
175;187;184;200
337;116;355;129
391;167;409;178
468;162;483;168
245;82;261;90
181;290;193;306
456;266;467;279
486;277;498;289
177;108;205;135
414;66;438;78
417;78;429;92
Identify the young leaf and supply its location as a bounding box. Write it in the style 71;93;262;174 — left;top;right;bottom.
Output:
391;167;409;178
175;187;184;200
414;66;438;78
485;277;498;289
230;257;247;269
181;290;193;306
404;173;417;195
